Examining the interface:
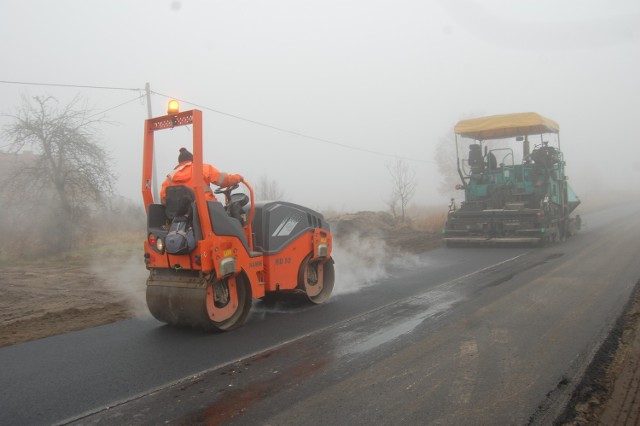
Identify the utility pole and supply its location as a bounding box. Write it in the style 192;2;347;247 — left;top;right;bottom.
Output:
145;82;159;202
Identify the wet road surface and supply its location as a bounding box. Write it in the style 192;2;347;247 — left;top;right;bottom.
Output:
1;205;640;425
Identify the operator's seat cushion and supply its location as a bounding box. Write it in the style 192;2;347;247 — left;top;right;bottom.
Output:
165;185;195;219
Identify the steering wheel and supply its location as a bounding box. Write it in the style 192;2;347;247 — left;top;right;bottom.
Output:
214;184;239;195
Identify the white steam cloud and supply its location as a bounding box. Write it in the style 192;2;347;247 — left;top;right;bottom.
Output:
332;232;423;296
90;254;150;317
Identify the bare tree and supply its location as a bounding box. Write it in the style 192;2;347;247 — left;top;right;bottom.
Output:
384;191;400;220
254;174;285;201
386;158;416;223
1;95;115;250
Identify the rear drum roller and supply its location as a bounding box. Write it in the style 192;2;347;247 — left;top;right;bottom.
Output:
146;273;251;332
298;255;335;304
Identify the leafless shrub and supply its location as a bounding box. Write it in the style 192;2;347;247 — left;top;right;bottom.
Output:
386;158;417;223
254;174;285;201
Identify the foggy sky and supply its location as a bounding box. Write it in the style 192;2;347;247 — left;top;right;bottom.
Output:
1;0;639;212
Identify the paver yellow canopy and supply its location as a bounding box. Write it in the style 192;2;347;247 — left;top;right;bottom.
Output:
454;112;559;140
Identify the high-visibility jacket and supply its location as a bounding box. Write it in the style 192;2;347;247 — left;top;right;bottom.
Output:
160;161;242;204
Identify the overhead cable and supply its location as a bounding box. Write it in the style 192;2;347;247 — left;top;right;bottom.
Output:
0;79;142;92
86;94;146;119
0;80;432;163
152;91;432;164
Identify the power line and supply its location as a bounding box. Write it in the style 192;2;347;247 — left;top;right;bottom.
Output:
0;95;145;149
0;80;142;92
0;94;145;150
152;91;433;164
0;79;433;163
0;80;145;119
86;94;146;119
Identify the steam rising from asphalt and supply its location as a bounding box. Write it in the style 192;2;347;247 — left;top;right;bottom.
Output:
90;254;150;317
85;233;426;318
332;232;423;296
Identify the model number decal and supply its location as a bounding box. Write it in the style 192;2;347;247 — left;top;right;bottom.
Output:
275;257;292;265
272;215;302;237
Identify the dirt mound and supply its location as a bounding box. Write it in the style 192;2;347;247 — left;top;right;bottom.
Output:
327;211;442;254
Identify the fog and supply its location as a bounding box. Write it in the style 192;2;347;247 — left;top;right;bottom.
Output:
1;0;639;212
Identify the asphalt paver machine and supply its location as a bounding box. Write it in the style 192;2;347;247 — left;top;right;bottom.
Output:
443;112;580;246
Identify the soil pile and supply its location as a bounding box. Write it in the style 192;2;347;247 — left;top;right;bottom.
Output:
328;211;442;254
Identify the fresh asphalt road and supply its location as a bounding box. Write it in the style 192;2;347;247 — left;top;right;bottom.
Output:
2;204;640;425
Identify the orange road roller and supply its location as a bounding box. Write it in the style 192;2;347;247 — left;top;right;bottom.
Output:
142;103;335;331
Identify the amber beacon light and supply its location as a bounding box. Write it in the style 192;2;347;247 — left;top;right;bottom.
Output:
167;100;180;115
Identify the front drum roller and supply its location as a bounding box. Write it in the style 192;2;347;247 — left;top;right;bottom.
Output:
298;254;335;304
146;273;252;331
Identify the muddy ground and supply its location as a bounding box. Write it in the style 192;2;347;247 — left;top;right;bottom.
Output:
0;212;638;424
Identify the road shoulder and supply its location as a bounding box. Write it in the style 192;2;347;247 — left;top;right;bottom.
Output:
557;279;640;425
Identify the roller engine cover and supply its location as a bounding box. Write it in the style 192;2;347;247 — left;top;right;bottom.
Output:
250;201;330;254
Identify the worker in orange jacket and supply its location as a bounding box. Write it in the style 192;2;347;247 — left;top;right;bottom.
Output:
160;148;243;204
